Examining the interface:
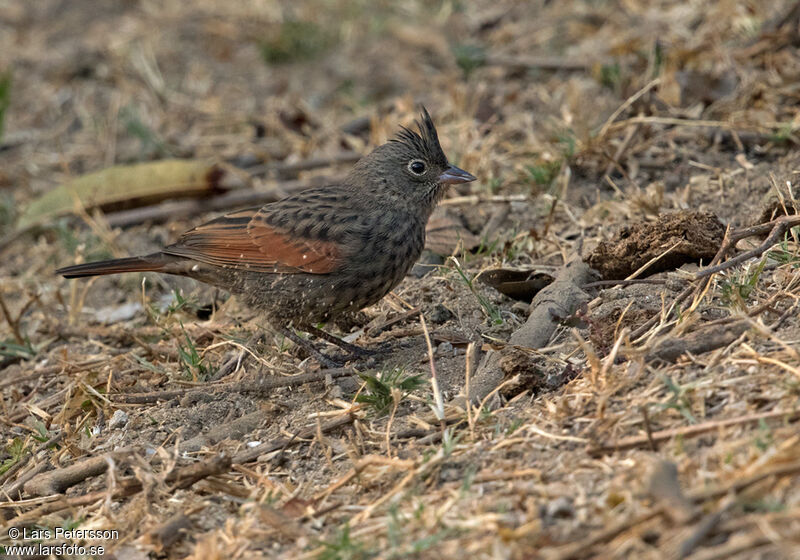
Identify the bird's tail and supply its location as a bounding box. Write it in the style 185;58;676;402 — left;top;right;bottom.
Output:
57;252;171;278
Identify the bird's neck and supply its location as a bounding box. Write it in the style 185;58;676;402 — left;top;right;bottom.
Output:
342;175;441;223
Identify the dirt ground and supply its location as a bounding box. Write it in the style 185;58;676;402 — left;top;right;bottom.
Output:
1;1;800;558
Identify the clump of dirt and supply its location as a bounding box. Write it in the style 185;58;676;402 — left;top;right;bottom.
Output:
498;347;542;388
586;280;684;351
586;211;725;280
496;347;576;397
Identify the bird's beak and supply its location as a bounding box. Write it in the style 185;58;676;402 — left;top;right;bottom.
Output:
438;165;477;185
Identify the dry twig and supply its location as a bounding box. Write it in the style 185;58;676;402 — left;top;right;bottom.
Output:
110;367;357;404
589;408;800;456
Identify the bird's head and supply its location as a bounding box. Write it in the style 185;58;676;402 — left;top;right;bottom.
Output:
347;107;476;213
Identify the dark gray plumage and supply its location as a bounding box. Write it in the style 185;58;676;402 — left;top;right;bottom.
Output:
57;108;476;362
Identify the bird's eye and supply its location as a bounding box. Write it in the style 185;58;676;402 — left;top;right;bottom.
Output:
408;159;427;175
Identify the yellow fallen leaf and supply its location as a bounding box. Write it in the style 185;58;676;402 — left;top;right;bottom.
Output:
17;159;234;230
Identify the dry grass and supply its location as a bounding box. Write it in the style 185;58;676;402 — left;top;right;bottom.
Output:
1;0;800;558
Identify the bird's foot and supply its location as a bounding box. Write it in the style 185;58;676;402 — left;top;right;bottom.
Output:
275;326;343;369
302;324;376;360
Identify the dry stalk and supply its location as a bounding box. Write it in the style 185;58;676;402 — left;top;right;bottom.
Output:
465;341;479;440
547;458;800;559
110;367;357;404
626;240;683;281
5;454;232;524
694;215;800;280
384;392;400;458
598;78;661;139
589;408;800;455
232;413;357;465
25;449;134;496
0;291;35;344
420;314;445;424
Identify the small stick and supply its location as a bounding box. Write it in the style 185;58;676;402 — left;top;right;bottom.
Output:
110;367;356;404
582;278;666;289
688;459;800;503
168;454;232;490
629;285;694;341
465;341;478;441
693;223;733;300
367;307;421;337
479;205;511;241
24;449;134;496
598;78;661;139
602;122;642;177
643;321;749;364
313;455;415;502
439;194;527;206
208;330;265;381
685;536;772;560
232;413;356;464
547;509;665;560
0;292;25;344
420;314;445;425
693;215;800;280
0;432;64;489
677;497;736;559
392;415;464;441
546;458;800;559
627;240;683;281
0;356;122;389
699;291;792;329
4;462;49;501
588;408;800;456
607;116;770;134
640;405;657;452
4;453;231;523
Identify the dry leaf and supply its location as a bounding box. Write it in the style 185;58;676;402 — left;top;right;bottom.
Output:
477;268;555;301
17;159;240;230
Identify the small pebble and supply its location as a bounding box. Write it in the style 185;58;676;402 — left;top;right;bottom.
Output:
439;467;462;482
108;410;129;429
545;496;575;519
329;384;343;399
436;341;454;357
429;303;454;324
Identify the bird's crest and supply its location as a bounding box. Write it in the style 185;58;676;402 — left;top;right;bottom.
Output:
392;107;447;164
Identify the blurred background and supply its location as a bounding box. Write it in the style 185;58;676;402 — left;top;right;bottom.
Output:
2;0;796;218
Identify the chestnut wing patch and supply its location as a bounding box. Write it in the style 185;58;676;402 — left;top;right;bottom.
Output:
163;207;342;274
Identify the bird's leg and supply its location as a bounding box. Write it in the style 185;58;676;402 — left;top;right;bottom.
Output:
301;324;375;358
274;325;341;369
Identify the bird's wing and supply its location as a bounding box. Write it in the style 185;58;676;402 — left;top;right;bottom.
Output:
162;206;344;274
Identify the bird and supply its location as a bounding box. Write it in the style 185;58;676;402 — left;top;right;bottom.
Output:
57;107;477;366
